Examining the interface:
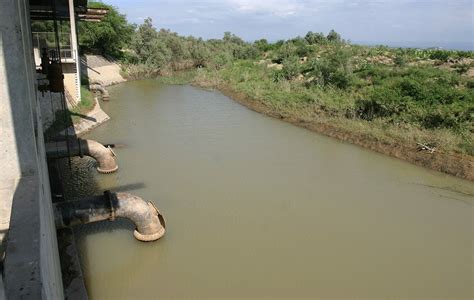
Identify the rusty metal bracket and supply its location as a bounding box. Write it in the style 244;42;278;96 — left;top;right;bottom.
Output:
104;190;116;221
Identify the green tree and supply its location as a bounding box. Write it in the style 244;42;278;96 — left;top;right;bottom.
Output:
78;2;134;57
190;40;211;67
274;42;298;63
305;31;326;45
223;32;245;45
327;29;342;43
254;39;271;52
130;18;172;68
308;46;353;89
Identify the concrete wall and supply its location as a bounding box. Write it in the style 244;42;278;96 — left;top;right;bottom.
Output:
0;0;64;298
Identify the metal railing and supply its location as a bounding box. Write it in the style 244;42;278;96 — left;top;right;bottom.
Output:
32;31;73;59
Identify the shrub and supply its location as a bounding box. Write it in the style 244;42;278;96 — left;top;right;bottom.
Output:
327;29;342;43
355;66;474;131
307;46;353;89
394;55;407;67
452;63;471;74
429;50;449;62
273;42;298;63
305;31;327;45
274;56;301;81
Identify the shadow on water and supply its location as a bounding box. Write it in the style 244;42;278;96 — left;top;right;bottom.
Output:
54;156;149;278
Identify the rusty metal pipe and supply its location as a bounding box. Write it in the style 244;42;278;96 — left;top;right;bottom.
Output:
46;138;118;173
54;192;166;242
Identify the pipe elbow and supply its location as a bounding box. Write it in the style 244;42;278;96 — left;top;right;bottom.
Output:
90;84;110;100
46;138;118;174
114;193;166;242
54;192;166;242
82;139;118;173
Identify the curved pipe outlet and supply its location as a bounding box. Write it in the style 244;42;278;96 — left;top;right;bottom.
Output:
46;138;118;173
90;84;110;100
54;192;166;242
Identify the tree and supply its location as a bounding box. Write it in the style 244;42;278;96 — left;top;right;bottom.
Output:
254;39;271;52
307;46;353;89
130;18;172;68
223;32;245;45
327;29;342;43
190;41;211;67
273;42;298;63
305;31;326;45
78;2;134;57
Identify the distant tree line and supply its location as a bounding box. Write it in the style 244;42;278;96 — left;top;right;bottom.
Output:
44;1;473;147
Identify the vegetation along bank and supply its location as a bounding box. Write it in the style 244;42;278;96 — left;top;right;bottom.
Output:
53;2;474;179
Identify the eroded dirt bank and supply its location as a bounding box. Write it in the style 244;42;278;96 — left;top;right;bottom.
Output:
92;59;474;181
199;83;474;181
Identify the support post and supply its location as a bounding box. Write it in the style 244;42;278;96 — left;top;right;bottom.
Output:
68;0;81;104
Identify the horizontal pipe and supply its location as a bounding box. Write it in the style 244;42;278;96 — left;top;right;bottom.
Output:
54;191;166;242
46;138;118;173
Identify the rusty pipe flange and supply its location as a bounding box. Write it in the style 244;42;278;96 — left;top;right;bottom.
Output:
134;226;166;242
97;165;119;174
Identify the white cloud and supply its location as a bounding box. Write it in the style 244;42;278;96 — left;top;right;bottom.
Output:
225;0;307;17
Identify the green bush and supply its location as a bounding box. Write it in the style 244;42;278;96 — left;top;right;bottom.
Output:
273;42;298;63
307;46;353;89
394;55;407;67
274;56;301;81
305;31;327;45
78;2;134;58
327;29;342;43
355;66;474;131
429;50;450;62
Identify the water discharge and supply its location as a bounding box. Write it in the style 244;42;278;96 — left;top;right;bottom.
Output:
61;81;473;299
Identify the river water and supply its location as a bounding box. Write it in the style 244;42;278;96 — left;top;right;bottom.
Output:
61;80;473;299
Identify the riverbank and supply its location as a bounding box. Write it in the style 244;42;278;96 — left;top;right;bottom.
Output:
108;63;473;181
196;80;473;181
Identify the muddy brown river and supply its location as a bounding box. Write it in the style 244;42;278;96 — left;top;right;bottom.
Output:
61;81;473;299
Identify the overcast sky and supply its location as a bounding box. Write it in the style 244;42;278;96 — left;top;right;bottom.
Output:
104;0;473;48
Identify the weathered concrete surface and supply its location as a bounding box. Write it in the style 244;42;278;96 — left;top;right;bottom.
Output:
57;228;88;300
62;98;110;136
82;55;126;86
0;0;64;298
63;62;80;103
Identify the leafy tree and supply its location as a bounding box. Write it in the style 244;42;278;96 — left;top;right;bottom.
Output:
273;42;297;63
307;46;353;89
277;56;301;80
78;2;134;57
190;41;211;67
223;32;245;45
305;31;326;45
327;29;342;43
394;55;407;67
130;18;172;68
254;39;271;52
429;50;450;62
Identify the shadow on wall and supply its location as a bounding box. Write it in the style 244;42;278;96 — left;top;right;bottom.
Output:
0;1;77;297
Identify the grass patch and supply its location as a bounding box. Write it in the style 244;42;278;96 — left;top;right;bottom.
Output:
193;60;473;156
44;86;96;138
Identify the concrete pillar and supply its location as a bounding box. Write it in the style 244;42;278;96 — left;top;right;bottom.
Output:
68;0;81;104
